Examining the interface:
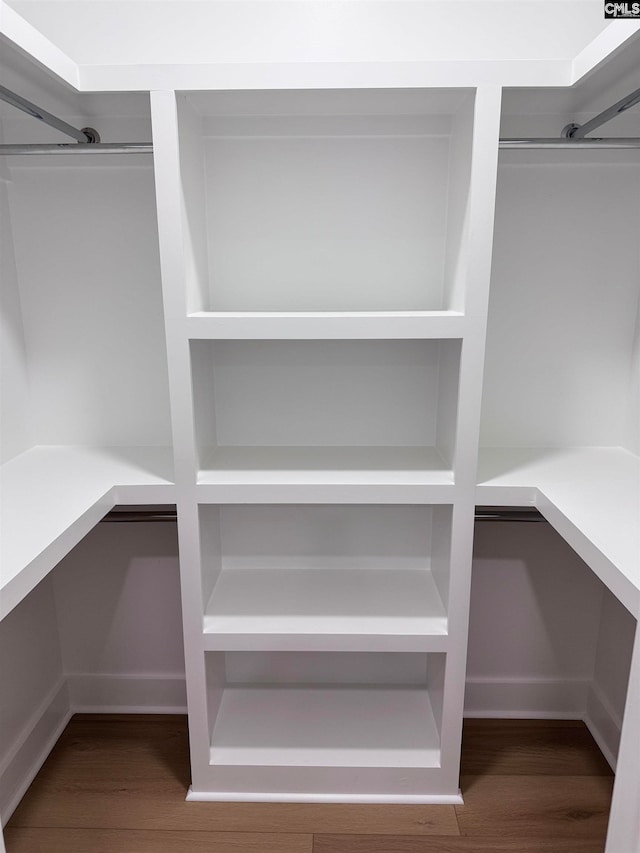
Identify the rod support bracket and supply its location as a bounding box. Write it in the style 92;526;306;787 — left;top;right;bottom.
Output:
562;123;581;139
81;127;101;144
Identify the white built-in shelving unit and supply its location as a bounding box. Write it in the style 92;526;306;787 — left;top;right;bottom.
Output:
1;6;639;849
148;85;500;799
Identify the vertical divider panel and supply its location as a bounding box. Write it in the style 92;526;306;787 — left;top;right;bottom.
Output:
431;505;453;612
439;86;502;791
443;91;474;315
199;506;222;615
427;652;447;746
175;95;210;314
150;90;210;786
205;651;226;745
150;90;199;484
190;341;218;473
435;340;462;472
453;86;502;489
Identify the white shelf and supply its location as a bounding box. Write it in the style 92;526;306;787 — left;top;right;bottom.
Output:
191;340;461;476
0;445;175;620
203;568;448;652
210;686;441;768
477;447;640;617
186;311;466;340
197;447;454;501
200;446;451;472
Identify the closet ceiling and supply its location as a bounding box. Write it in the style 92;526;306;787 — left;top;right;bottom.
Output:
2;0;640;90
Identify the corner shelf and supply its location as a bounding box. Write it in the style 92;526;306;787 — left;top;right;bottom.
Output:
0;445;175;621
476;446;640;617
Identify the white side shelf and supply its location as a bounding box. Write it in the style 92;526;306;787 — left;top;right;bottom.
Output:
186;311;466;340
0;445;175;620
210;686;441;768
477;447;640;617
203;567;448;652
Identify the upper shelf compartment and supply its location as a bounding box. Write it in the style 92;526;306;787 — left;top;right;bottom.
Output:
191;337;460;492
172;89;476;316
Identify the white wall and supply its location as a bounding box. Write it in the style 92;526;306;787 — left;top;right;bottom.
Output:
0;578;66;820
52;520;185;711
623;280;640;455
466;520;605;717
588;591;636;764
1;41;171;450
0;159;33;463
481;161;640;449
0;521;183;824
7;158;172;447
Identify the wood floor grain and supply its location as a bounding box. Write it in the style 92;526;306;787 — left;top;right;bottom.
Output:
6;716;614;853
460;719;613;776
456;775;613;839
4;828;313;853
313;836;608;853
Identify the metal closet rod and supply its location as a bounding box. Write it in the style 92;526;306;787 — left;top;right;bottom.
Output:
502;85;640;149
5;137;638;154
563;85;640;139
101;506;546;523
1;83;639;154
0;142;153;155
500;137;640;149
0;84;152;154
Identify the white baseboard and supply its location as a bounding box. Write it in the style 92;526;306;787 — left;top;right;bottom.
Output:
584;681;622;771
0;678;71;827
0;673;186;826
66;672;187;714
464;676;590;719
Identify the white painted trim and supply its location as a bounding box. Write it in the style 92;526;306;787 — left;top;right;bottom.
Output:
585;681;623;772
464;676;590;718
572;21;640;84
0;677;67;778
0;678;71;827
186;787;464;805
0;2;79;89
66;673;187;714
78;59;573;93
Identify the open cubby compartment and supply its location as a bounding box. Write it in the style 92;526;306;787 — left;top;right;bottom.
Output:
191;337;461;477
199;503;453;652
202;650;447;796
175;88;477;314
481;148;640;454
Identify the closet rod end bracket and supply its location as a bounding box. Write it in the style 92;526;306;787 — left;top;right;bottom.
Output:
562;123;581;139
81;127;100;144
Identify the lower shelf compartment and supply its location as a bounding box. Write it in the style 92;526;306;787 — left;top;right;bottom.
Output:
209;686;441;769
203;567;448;652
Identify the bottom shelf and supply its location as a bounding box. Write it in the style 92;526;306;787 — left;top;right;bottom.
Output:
210;686;441;769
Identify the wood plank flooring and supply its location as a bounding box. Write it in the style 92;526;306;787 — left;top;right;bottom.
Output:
5;716;614;852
